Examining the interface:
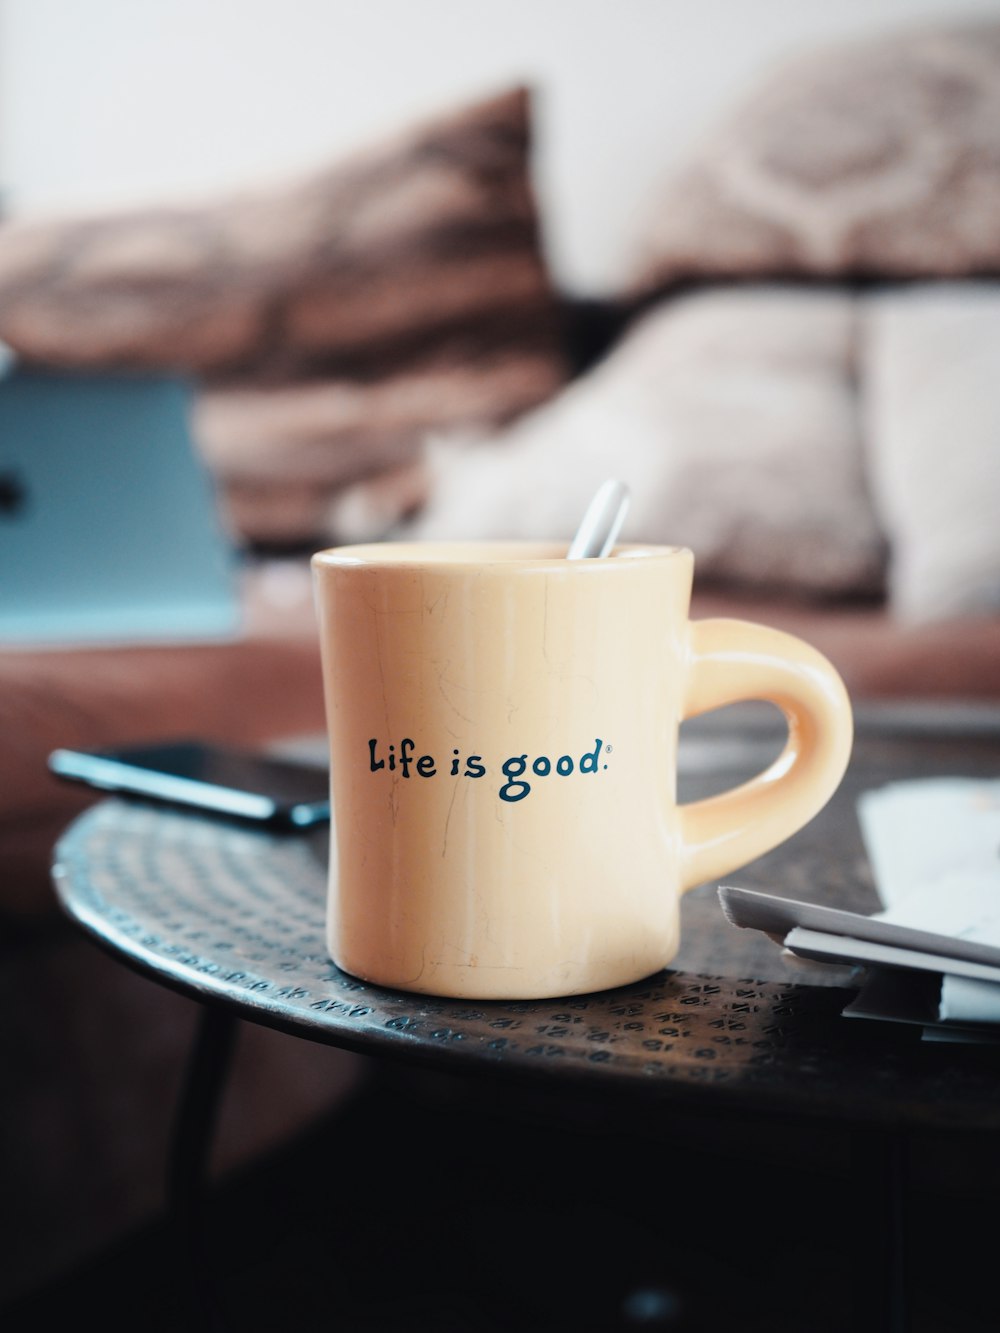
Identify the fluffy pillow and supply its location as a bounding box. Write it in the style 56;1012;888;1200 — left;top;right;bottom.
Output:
625;20;1000;294
0;85;564;380
0;87;569;549
396;286;887;600
861;282;1000;623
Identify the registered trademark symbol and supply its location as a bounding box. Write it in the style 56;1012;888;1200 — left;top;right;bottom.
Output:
605;744;613;753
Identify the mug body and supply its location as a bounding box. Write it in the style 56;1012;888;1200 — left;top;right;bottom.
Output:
312;541;695;999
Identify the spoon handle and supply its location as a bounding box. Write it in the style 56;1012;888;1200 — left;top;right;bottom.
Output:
567;478;630;559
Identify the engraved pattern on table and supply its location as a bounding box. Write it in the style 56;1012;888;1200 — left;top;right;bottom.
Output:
52;791;1000;1132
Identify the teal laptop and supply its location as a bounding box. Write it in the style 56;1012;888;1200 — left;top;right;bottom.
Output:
0;366;243;646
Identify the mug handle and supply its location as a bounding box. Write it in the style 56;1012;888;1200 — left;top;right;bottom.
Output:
678;618;854;893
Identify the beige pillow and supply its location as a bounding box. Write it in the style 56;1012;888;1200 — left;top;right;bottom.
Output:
861;282;1000;623
399;285;887;599
626;20;1000;294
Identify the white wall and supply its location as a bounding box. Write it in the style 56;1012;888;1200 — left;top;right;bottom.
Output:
2;0;999;295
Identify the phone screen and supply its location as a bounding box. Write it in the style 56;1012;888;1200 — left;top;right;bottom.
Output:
48;740;330;828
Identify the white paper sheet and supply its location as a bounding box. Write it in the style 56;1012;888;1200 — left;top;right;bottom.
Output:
856;777;1000;910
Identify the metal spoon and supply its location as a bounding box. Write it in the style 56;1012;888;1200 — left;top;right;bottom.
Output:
566;478;630;559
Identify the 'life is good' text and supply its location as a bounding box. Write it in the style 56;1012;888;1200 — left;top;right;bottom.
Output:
367;737;611;802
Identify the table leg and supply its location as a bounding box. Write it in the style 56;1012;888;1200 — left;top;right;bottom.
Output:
850;1124;909;1333
166;1003;238;1333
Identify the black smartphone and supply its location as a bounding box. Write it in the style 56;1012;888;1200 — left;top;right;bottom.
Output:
48;739;330;829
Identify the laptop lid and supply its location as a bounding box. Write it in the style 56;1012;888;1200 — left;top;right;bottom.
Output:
0;365;243;646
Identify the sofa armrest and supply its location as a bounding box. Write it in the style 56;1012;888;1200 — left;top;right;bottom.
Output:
689;588;1000;702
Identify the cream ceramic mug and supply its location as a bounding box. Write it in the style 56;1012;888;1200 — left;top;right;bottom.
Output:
311;542;853;1000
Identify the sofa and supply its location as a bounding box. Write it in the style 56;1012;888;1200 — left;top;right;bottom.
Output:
2;15;1000;1306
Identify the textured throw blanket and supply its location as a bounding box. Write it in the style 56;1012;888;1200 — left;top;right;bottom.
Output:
0;86;569;546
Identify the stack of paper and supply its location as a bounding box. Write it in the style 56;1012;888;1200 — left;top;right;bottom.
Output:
718;777;1000;1042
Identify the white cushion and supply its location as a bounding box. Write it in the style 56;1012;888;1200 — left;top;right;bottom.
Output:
862;282;1000;623
404;285;886;599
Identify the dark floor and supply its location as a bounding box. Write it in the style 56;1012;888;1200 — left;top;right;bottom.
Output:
3;1053;997;1333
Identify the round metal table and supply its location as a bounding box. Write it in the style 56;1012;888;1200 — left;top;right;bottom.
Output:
51;703;1000;1130
49;702;1000;1332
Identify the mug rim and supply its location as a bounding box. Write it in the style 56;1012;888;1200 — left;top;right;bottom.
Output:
311;541;693;571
